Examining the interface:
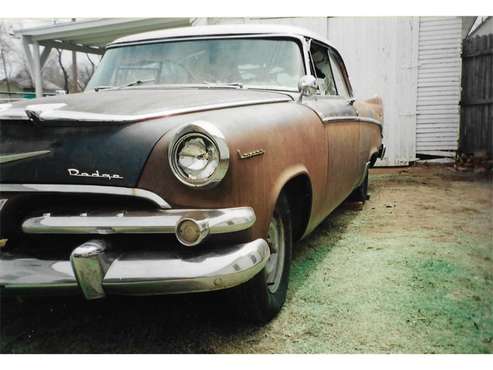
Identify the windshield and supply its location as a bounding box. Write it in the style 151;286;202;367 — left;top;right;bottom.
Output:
86;38;305;91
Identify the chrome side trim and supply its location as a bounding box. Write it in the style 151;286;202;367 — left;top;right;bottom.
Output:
0;98;291;122
22;207;256;235
0;183;171;209
0;150;51;164
322;115;383;127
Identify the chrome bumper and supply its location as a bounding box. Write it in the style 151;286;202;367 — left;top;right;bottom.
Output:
379;144;386;159
22;207;256;236
0;239;269;298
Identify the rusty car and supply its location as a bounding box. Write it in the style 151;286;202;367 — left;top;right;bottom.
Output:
0;25;384;322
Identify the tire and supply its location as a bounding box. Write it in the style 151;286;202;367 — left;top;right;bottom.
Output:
233;192;293;324
349;168;369;202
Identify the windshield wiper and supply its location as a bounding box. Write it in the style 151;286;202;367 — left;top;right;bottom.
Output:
124;78;155;87
202;81;245;89
93;80;245;92
93;79;156;92
93;85;113;92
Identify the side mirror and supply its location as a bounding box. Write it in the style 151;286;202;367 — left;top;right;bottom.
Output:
298;75;318;98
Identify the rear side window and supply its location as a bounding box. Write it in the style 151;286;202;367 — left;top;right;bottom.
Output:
329;52;350;98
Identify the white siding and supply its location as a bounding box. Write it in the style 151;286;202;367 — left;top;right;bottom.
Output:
416;17;463;155
205;17;420;166
193;17;465;164
327;17;419;166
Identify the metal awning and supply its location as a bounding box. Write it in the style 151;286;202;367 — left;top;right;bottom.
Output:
14;18;191;97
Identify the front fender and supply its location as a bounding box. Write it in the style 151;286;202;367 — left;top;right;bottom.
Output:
138;101;327;240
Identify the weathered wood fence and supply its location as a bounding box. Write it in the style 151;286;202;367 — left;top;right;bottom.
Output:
460;34;493;157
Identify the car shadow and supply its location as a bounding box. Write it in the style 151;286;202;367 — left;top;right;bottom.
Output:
288;199;363;297
0;198;365;354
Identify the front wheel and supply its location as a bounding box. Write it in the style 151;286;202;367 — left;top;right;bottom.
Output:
233;193;292;323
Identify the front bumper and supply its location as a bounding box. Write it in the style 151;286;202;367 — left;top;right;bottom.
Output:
0;186;267;298
0;239;269;298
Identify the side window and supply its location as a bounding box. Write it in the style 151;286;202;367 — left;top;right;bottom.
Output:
329;52;350;98
309;42;337;96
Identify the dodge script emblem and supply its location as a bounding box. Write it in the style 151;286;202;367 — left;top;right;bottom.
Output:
67;168;124;180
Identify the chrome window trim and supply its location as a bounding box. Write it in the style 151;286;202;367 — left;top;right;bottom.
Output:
0;150;51;164
95;34;309;96
0;184;171;209
108;33;308;68
110;24;332;46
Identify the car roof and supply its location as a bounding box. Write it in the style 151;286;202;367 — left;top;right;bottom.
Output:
110;24;333;47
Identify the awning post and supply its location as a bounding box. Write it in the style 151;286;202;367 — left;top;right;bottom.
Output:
32;40;43;98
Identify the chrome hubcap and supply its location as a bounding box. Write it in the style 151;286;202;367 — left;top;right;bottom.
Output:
265;213;285;293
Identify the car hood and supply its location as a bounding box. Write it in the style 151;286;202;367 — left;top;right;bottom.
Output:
0;89;291;188
0;88;291;122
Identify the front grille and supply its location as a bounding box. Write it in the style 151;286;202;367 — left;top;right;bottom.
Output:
0;192;158;249
0;191;253;257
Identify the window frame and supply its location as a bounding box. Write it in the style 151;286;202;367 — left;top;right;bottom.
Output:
89;35;308;92
328;49;351;98
308;40;338;96
305;37;354;98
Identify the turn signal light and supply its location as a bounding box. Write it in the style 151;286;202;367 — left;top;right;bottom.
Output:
176;218;209;247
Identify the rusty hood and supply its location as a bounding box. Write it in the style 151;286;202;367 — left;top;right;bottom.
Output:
0;88;291;187
0;88;291;123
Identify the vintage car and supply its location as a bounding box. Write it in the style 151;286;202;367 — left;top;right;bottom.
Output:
0;25;384;322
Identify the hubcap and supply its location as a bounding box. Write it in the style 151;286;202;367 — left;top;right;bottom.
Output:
265;212;285;293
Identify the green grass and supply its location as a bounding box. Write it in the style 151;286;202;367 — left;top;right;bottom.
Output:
1;166;492;353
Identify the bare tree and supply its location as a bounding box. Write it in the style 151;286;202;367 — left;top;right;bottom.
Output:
56;48;69;93
1;20;101;95
86;53;96;76
0;21;32;84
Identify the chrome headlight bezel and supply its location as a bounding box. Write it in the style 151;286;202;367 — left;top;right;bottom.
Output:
168;121;230;188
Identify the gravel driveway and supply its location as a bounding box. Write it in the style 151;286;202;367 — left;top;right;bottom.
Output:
1;165;492;353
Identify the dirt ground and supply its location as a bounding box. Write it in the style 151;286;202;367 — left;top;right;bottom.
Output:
1;164;492;353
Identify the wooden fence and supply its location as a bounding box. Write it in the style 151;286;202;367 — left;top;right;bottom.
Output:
460;34;493;157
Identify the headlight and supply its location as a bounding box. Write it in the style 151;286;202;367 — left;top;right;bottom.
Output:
169;121;229;188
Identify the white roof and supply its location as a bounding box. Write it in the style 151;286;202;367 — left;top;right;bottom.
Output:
14;18;191;54
111;24;332;46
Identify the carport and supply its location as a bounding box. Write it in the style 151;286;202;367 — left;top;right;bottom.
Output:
14;18;191;97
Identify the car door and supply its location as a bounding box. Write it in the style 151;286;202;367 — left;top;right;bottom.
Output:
301;40;362;213
328;48;370;182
